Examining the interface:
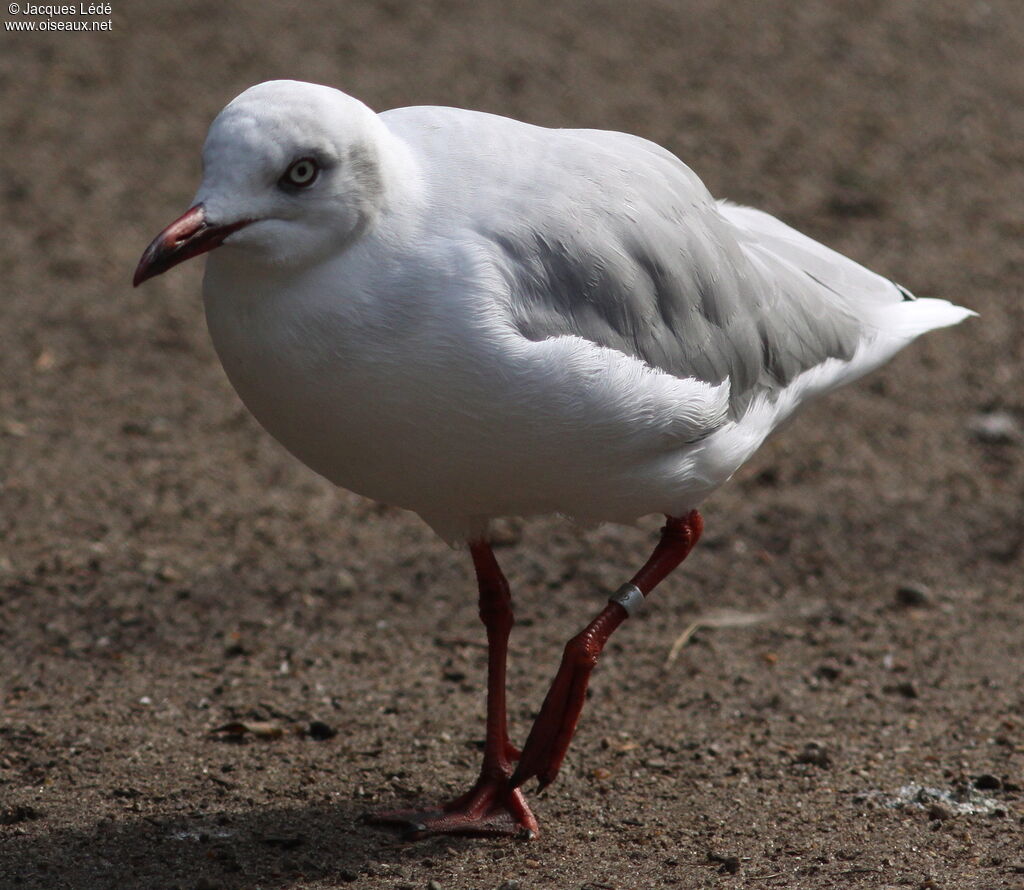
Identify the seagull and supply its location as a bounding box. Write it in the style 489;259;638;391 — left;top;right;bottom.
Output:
134;80;973;839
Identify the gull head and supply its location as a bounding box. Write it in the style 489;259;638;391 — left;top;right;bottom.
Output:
134;80;391;285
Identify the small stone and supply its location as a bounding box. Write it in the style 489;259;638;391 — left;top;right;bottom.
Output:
335;568;357;595
974;773;1001;790
427;881;444;890
497;882;520;890
928;803;955;821
968;411;1022;445
259;833;304;849
815;663;842;681
0;805;44;825
884;681;919;699
709;852;740;874
34;348;56;371
156;565;181;583
896;584;932;607
794;741;832;768
307;720;337;741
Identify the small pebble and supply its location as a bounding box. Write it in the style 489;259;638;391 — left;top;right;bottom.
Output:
968;411;1022;445
260;833;304;849
34;348;56;372
307;720;337;741
0;805;44;825
884;681;919;699
928;802;955;821
794;741;832;768
896;584;932;607
974;773;1001;790
815;663;842;681
335;568;357;595
709;852;740;874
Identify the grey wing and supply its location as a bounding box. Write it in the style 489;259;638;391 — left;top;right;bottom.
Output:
470;127;873;415
716;201;917;306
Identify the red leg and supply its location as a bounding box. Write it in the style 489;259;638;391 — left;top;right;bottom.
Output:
369;541;539;838
511;511;703;790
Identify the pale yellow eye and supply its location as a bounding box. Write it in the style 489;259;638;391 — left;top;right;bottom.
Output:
281;157;319;188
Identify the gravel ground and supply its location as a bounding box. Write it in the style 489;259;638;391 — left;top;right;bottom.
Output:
1;1;1022;888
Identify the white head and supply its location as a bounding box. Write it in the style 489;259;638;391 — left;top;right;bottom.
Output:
135;80;393;284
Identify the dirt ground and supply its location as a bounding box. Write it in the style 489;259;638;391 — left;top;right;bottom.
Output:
2;1;1023;888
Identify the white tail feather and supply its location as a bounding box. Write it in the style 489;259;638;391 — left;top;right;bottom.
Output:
868;297;977;340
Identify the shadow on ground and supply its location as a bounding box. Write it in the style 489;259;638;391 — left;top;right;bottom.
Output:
1;799;475;889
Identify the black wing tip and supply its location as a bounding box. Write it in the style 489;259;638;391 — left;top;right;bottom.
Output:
894;281;917;301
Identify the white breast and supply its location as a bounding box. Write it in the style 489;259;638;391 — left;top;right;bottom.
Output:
201;243;741;542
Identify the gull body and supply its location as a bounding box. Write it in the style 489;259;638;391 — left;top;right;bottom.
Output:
135;80;972;837
188;82;970;542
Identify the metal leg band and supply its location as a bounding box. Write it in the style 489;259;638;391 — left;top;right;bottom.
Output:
608;583;645;617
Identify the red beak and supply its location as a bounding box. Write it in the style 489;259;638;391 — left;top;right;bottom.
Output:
133;204;253;287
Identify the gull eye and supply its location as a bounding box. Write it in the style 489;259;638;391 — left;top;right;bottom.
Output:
280;157;319;189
